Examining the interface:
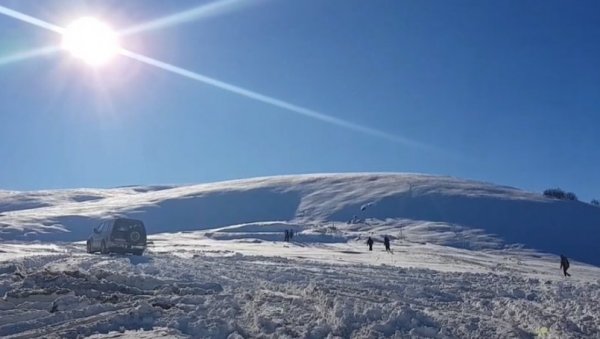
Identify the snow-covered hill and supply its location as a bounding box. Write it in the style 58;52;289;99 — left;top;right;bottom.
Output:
1;173;599;265
1;173;600;338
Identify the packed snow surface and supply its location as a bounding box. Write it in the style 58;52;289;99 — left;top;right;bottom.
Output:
1;173;599;338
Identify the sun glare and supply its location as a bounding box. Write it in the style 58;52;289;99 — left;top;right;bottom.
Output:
61;17;119;66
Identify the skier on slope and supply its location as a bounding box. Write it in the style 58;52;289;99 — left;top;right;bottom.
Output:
384;235;391;252
560;254;571;277
366;237;374;251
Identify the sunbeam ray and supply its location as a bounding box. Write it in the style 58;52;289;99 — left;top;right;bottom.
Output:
0;5;64;33
120;0;260;36
0;46;60;67
120;49;435;151
0;3;445;154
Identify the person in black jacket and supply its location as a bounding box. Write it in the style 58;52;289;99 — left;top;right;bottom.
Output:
384;236;391;252
560;254;571;277
366;237;374;251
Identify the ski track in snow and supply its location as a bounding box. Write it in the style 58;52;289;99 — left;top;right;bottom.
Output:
0;236;599;339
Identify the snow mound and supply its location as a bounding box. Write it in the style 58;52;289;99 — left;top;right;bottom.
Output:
1;173;599;265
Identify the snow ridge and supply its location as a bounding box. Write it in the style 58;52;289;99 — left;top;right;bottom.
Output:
1;173;598;265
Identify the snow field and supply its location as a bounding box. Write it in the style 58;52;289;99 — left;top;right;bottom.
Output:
1;174;600;338
1;236;599;338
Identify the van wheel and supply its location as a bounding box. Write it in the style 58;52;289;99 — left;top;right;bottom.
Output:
86;240;93;254
101;241;108;254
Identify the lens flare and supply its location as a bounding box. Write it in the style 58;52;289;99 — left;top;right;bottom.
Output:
121;0;254;36
0;4;445;155
62;17;119;66
0;46;59;67
120;49;434;150
0;5;64;33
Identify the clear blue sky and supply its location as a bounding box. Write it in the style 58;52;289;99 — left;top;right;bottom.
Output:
0;0;599;201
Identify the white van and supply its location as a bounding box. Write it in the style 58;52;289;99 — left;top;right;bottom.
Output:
87;218;147;255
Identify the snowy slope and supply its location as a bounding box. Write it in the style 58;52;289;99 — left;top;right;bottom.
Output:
1;173;599;265
0;235;599;338
1;173;600;338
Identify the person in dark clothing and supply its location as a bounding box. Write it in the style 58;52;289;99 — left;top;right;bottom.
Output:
289;229;294;240
383;236;391;252
284;230;289;242
560;254;571;277
366;237;374;251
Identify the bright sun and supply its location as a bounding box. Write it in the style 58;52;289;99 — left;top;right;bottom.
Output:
61;17;120;66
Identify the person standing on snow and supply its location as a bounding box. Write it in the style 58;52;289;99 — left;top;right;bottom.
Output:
384;236;391;252
284;230;289;242
560;254;571;277
366;237;374;251
289;229;294;240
